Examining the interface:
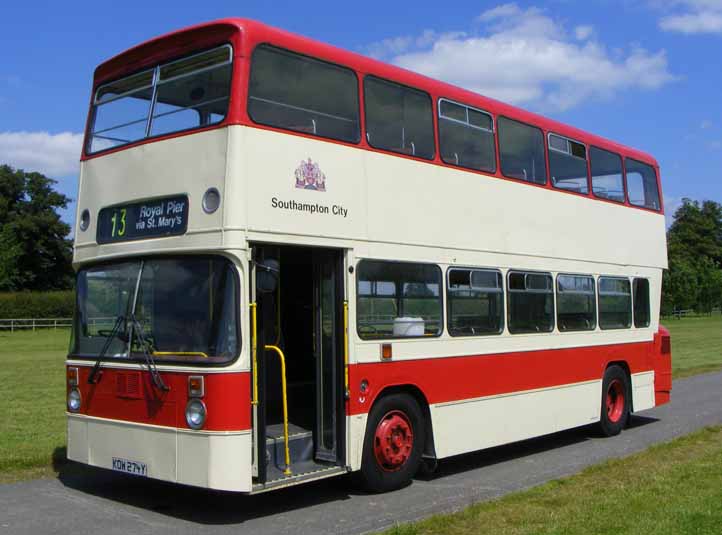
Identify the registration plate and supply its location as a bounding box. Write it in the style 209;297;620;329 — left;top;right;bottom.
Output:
112;457;148;477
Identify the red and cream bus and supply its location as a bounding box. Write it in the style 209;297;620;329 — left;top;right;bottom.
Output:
66;18;672;493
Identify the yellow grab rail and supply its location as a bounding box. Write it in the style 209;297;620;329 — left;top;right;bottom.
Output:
343;301;349;395
152;351;209;358
250;303;258;405
264;344;292;476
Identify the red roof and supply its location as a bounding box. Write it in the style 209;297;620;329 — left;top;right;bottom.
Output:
87;18;662;210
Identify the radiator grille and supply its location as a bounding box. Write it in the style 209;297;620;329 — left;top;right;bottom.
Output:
116;372;142;399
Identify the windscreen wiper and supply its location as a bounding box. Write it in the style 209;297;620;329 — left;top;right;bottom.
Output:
88;315;127;385
129;314;169;392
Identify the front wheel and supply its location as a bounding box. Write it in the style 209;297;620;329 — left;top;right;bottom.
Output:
359;393;425;493
598;365;630;437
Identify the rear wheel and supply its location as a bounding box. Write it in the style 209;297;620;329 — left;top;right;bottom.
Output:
359;393;425;493
598;365;630;437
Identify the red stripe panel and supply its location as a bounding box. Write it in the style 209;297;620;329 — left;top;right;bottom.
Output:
653;327;672;406
69;366;251;431
347;340;657;415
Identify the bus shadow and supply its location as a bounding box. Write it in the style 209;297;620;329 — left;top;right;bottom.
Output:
416;414;660;482
54;414;659;526
55;459;356;525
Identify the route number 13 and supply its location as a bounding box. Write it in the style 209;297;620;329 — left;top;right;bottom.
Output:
110;208;127;238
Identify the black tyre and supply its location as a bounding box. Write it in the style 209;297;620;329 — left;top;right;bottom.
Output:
359;393;425;493
598;365;630;437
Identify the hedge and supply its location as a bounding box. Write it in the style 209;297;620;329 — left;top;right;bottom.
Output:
0;291;75;319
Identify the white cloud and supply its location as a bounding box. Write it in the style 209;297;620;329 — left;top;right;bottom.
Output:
0;131;83;177
574;25;595;41
657;0;722;34
365;3;676;112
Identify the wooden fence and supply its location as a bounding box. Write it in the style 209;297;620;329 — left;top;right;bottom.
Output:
0;318;73;331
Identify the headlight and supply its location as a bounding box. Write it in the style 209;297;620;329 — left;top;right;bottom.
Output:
185;399;207;430
67;388;82;412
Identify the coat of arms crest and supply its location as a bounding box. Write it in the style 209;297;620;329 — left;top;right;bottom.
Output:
295;158;326;191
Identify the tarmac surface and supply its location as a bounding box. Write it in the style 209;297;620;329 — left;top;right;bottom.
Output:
1;371;721;535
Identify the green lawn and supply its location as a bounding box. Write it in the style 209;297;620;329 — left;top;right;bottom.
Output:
384;426;722;535
0;316;721;484
0;329;69;483
664;315;722;378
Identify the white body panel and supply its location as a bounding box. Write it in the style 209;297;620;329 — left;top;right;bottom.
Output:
72;124;667;486
67;414;252;492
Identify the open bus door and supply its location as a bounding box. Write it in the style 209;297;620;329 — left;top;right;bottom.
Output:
250;244;346;487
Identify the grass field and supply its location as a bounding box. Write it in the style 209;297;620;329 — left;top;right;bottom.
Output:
383;426;722;535
0;314;720;485
0;329;68;483
664;315;722;378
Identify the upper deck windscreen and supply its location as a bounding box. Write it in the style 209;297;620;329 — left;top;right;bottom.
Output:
86;45;233;154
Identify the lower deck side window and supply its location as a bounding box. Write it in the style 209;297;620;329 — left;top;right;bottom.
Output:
599;277;632;329
556;274;596;331
633;278;651;327
447;268;503;336
508;271;554;333
357;260;442;339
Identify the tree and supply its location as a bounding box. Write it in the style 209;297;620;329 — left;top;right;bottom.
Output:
667;199;722;266
0;164;73;291
663;198;722;313
696;256;722;313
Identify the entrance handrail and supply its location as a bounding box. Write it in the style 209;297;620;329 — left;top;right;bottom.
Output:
250;303;259;405
264;344;292;476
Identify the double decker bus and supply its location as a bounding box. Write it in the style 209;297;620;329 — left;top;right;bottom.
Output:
66;18;672;493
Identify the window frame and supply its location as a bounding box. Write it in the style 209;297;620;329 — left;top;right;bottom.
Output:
506;270;555;334
624;157;661;212
355;259;444;340
446;266;504;337
246;43;362;145
547;132;590;195
437;98;497;173
363;74;436;161
497;116;548;186
555;273;597;332
589;145;626;205
633;277;651;328
598;275;633;330
69;254;242;367
87;44;234;156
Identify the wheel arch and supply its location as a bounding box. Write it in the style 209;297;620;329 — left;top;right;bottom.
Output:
369;384;436;458
605;360;633;412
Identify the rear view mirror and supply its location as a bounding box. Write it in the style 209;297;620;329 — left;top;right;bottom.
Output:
256;259;280;293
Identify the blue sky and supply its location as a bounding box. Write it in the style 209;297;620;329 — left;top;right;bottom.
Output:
2;0;721;226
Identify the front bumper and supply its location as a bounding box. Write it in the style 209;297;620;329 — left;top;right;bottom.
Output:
67;413;252;492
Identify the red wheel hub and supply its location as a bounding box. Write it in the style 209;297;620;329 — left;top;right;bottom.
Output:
606;379;625;423
373;410;414;472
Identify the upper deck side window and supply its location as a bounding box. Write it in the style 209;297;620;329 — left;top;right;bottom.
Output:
87;45;233;154
364;76;435;160
590;146;625;203
548;133;589;194
498;117;547;185
438;99;496;173
625;158;661;211
248;45;360;143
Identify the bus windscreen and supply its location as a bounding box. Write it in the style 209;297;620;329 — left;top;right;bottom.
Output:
87;45;233;154
71;257;239;364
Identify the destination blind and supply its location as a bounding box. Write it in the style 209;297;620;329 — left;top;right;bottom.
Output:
97;195;189;244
